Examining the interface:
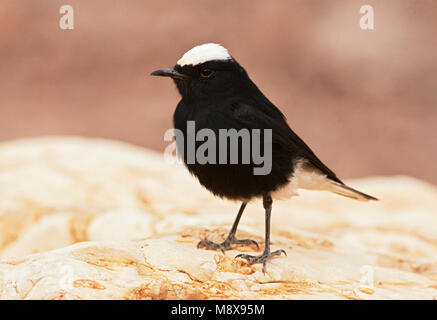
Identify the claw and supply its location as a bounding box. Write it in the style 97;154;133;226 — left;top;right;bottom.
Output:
197;237;259;253
231;238;260;250
235;249;287;273
197;239;221;250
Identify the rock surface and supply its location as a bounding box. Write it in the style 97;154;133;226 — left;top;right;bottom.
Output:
0;137;437;299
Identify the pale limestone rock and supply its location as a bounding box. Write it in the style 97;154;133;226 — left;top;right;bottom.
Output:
88;210;154;241
0;137;436;299
1;214;73;259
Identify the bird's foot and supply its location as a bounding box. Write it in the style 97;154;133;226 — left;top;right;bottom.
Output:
197;236;259;253
235;249;286;273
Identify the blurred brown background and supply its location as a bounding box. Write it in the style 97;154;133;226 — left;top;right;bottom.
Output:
0;0;436;183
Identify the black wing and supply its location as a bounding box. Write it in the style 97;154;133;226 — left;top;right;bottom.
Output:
231;100;343;184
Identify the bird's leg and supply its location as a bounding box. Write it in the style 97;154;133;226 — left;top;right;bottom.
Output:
235;194;286;273
197;202;259;253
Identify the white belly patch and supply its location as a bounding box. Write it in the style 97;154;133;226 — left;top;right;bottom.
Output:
271;159;331;200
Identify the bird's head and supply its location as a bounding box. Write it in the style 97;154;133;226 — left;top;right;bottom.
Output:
151;43;250;101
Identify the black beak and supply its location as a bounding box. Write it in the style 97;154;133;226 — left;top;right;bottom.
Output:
150;68;189;80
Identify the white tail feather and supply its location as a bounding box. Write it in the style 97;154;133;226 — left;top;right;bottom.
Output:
328;181;378;201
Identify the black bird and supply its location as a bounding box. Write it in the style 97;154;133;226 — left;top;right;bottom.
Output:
151;43;377;272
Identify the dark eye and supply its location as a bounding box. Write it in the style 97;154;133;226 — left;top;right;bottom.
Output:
200;68;214;78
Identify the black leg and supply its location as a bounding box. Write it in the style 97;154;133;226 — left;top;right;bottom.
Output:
197;202;259;253
235;194;286;273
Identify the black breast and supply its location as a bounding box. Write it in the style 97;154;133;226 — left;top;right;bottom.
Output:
173;100;294;200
